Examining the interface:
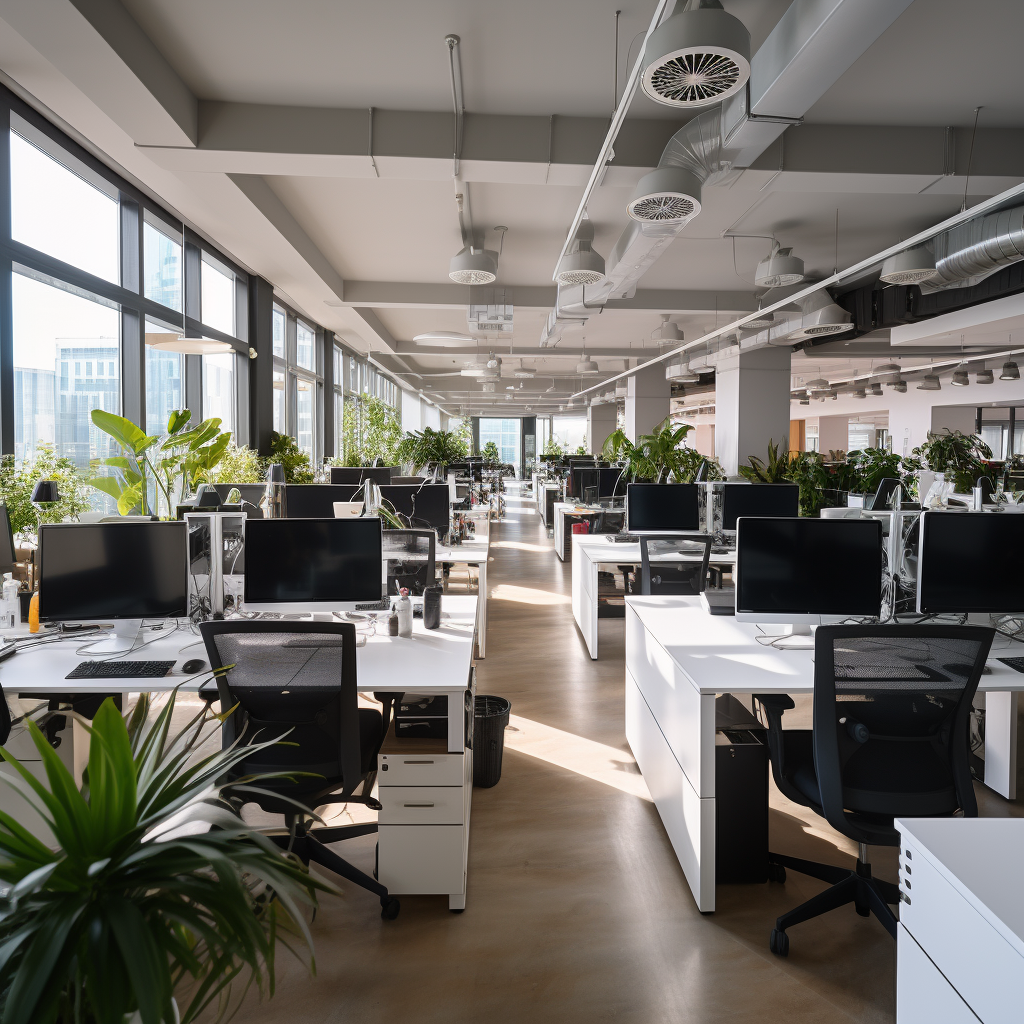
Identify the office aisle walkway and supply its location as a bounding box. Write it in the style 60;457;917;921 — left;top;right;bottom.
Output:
229;489;1018;1024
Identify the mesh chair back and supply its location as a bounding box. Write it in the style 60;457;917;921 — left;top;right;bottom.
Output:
639;534;712;595
813;625;992;833
199;620;362;799
592;511;625;535
383;529;436;595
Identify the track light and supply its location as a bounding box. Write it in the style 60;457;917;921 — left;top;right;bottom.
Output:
917;374;941;391
1000;360;1020;380
755;244;804;289
950;365;970;387
976;368;994;384
879;245;936;285
892;381;908;393
869;382;883;396
641;0;751;109
449;246;498;285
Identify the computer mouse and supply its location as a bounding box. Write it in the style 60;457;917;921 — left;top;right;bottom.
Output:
182;659;207;675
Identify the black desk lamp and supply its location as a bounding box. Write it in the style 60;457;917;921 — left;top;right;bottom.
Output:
31;480;60;530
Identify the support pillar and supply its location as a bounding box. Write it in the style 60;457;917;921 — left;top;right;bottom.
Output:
715;347;792;478
588;402;617;455
625;363;671;441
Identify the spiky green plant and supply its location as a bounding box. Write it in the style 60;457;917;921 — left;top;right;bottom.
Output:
738;439;791;483
0;691;330;1024
396;428;468;473
602;420;720;484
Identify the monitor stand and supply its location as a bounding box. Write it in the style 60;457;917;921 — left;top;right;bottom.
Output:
770;623;815;651
87;618;142;654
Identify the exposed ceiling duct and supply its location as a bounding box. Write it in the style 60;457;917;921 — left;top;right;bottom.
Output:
879;245;936;285
922;206;1024;293
665;359;700;383
449;246;498;285
777;290;853;340
754;243;804;289
555;218;605;286
641;0;749;109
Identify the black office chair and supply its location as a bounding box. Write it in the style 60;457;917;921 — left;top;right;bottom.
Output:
639;535;712;595
382;528;436;596
755;624;992;957
591;510;625;535
198;620;401;920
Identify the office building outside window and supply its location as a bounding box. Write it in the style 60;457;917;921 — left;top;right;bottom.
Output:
143;214;182;312
144;320;184;436
478;418;521;475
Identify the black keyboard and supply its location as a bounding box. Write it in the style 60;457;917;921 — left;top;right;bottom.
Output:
66;660;175;680
355;597;391;611
998;657;1024;674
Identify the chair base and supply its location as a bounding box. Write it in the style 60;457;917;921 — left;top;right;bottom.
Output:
767;852;899;957
274;819;400;920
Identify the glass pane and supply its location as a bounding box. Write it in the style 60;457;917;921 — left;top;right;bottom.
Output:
143;216;182;312
144;322;184;436
333;343;343;383
203;351;235;433
296;377;314;456
273;308;286;359
273;370;285;432
13;272;120;472
201;258;234;336
334;391;344;453
11;131;119;284
296;321;315;371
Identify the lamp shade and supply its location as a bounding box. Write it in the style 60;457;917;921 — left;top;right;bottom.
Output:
266;463;286;484
1000;360;1020;381
31;480;60;503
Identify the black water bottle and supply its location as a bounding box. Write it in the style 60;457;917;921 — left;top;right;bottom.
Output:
423;585;442;630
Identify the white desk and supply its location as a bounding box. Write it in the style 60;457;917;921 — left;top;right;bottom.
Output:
572;534;736;659
437;537;489;658
0;597;479;910
624;595;1024;912
896;818;1023;1023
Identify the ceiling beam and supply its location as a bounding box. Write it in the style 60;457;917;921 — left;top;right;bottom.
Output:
393;343;649;358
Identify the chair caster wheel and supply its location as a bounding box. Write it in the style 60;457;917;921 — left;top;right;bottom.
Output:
380;896;400;920
769;928;789;957
767;862;787;883
450;908;464;914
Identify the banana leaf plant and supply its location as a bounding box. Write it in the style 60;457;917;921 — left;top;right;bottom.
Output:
602;420;721;485
0;689;330;1024
395;428;468;474
89;410;231;518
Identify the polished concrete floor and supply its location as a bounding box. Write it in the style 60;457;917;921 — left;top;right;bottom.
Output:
222;488;1023;1024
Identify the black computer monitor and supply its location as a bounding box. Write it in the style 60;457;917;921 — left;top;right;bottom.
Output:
0;504;15;569
735;517;883;625
568;468;600;500
626;483;701;532
360;467;392;486
329;467;364;485
722;483;800;531
379;484;450;535
917;511;1024;614
244;517;384;611
599;467;623;497
282;484;360;517
38;521;189;652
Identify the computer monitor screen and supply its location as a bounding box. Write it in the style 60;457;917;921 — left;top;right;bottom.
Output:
244;518;383;608
626;483;700;532
917;511;1024;613
38;521;189;621
283;484;360;517
722;483;800;530
0;504;15;568
735;517;883;622
329;467;364;485
378;484;450;535
568;468;600;500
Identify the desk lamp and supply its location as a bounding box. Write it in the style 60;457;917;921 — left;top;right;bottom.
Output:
31;480;60;527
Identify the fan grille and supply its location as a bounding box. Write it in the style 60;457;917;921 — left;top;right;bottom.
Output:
648;51;743;105
801;324;851;337
880;269;935;285
628;194;696;222
557;269;605;285
757;272;803;289
450;269;497;285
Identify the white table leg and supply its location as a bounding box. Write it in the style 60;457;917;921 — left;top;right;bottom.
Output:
448;892;466;911
476;560;487;659
983;690;1018;800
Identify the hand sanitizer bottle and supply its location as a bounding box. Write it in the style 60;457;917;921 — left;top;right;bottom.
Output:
396;587;413;638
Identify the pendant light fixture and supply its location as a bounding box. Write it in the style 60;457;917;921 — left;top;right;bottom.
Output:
950;364;970;387
873;362;902;384
976;367;994;384
449;246;498;285
879;245;936;286
917;374;941;391
892;381;908;393
869;382;884;397
853;388;866;399
754;243;805;289
1000;360;1020;380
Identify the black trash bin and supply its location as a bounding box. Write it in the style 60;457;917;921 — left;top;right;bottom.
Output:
473;695;511;787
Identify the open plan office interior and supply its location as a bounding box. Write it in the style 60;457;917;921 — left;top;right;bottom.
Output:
0;1;1021;1022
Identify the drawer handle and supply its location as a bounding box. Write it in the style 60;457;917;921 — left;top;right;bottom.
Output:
403;802;435;808
403;760;435;764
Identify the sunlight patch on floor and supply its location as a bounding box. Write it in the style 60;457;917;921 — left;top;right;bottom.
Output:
490;584;570;606
504;715;652;801
490;540;550;553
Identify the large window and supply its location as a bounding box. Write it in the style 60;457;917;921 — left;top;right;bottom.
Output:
10;121;119;284
272;303;322;462
143;214;182;312
201;256;234;336
203;352;236;434
478;418;521;474
13;271;120;470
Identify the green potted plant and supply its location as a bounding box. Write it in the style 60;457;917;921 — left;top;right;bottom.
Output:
396;428;468;475
89;410;231;518
738;440;791;483
0;444;92;534
0;690;328;1024
211;443;266;484
481;441;501;466
603;420;721;485
541;438;564;462
267;431;314;483
913;429;992;493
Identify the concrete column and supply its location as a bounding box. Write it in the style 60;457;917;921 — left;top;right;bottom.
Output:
715;347;792;478
818;415;850;455
587;402;617;455
624;362;671;441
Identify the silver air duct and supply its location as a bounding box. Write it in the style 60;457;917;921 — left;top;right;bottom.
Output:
923;206;1024;293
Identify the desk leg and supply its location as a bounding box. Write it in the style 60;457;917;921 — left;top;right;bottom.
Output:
984;690;1018;801
476;560;487;659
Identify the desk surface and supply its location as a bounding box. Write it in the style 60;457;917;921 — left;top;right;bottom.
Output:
436;538;489;562
0;595;478;695
574;534;737;565
897;818;1024;958
626;595;1024;696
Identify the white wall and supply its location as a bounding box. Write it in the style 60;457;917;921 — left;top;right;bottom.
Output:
401;390;422;433
423;402;441;430
552;414;587;452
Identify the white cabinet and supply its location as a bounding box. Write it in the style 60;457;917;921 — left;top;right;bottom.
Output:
896;924;980;1024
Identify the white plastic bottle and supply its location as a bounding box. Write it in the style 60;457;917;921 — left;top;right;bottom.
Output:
2;573;19;630
396;587;413;638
